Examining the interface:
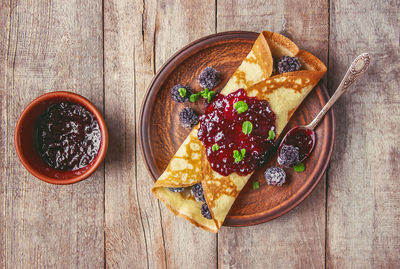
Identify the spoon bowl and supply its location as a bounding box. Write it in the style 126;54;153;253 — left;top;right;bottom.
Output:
279;126;316;164
278;53;370;166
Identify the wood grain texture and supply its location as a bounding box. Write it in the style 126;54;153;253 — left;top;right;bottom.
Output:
149;1;218;268
0;0;104;268
104;0;168;268
104;0;217;268
217;1;329;268
327;0;400;268
1;0;399;268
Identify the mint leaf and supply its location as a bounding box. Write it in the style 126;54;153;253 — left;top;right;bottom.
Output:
252;181;260;190
233;149;246;163
267;129;275;140
207;90;216;103
233;150;241;162
200;88;209;98
294;162;305;172
178;87;187;97
242;121;253;135
212;144;220;151
233;101;248;114
189;93;201;102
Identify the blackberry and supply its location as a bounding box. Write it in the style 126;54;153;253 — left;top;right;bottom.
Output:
277;144;300;167
168;187;184;192
201;203;212;219
198;67;220;89
278;56;301;73
264;167;286;186
171;84;192;103
179;107;199;128
191;183;206;202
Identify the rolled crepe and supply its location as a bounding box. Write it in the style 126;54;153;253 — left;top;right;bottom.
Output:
152;31;326;232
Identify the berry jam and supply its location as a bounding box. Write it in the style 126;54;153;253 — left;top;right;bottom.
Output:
34;102;101;171
198;89;276;176
280;127;315;161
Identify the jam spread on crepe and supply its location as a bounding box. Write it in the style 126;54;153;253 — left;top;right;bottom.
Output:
198;89;276;176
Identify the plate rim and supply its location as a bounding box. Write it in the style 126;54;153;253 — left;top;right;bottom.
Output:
139;31;335;227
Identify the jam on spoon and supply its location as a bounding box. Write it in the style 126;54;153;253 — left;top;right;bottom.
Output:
278;53;370;165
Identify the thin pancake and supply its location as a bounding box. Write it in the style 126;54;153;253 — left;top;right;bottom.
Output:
152;31;326;232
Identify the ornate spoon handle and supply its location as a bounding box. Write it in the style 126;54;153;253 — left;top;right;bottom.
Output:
306;53;370;130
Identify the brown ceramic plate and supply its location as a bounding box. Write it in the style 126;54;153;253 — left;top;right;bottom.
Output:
139;31;335;226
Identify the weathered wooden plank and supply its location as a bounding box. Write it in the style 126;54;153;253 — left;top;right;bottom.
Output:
104;0;217;268
217;1;329;268
152;2;218;266
103;0;163;268
327;1;400;268
0;0;104;268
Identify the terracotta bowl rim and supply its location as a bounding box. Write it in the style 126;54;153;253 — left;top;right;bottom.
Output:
14;91;108;185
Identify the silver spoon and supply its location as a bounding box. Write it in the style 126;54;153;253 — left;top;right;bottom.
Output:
278;53;371;165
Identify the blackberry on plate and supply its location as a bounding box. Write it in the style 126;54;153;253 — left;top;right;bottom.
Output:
191;183;206;202
179;107;199;128
264;167;286;186
168;187;184;192
171;84;192;103
201;203;212;219
277;144;300;167
198;67;220;89
278;56;301;73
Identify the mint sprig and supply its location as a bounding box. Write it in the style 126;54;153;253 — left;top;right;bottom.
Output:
233;101;248;114
242;121;253;135
252;181;260;190
178;87;187;97
207;91;216;103
267;129;275;140
212;144;220;152
200;87;209;98
233;148;246;163
294;162;305;172
190;92;201;102
189;88;216;103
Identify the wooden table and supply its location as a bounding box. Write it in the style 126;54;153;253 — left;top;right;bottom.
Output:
1;1;399;268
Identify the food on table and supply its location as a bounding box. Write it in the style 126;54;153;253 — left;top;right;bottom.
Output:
179;107;199;128
171;84;193;103
264;167;286;186
277;144;300;167
197;89;275;176
152;31;326;232
201;203;212;219
277;56;301;73
198;66;220;89
252;180;260;190
34;102;101;171
279;127;315;166
189;87;216;103
191;183;206;203
293;162;305;172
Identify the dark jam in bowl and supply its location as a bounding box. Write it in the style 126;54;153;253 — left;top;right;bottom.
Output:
281;127;315;161
34;102;101;171
198;89;276;176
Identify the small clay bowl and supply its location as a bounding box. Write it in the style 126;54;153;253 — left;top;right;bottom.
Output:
14;91;108;184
